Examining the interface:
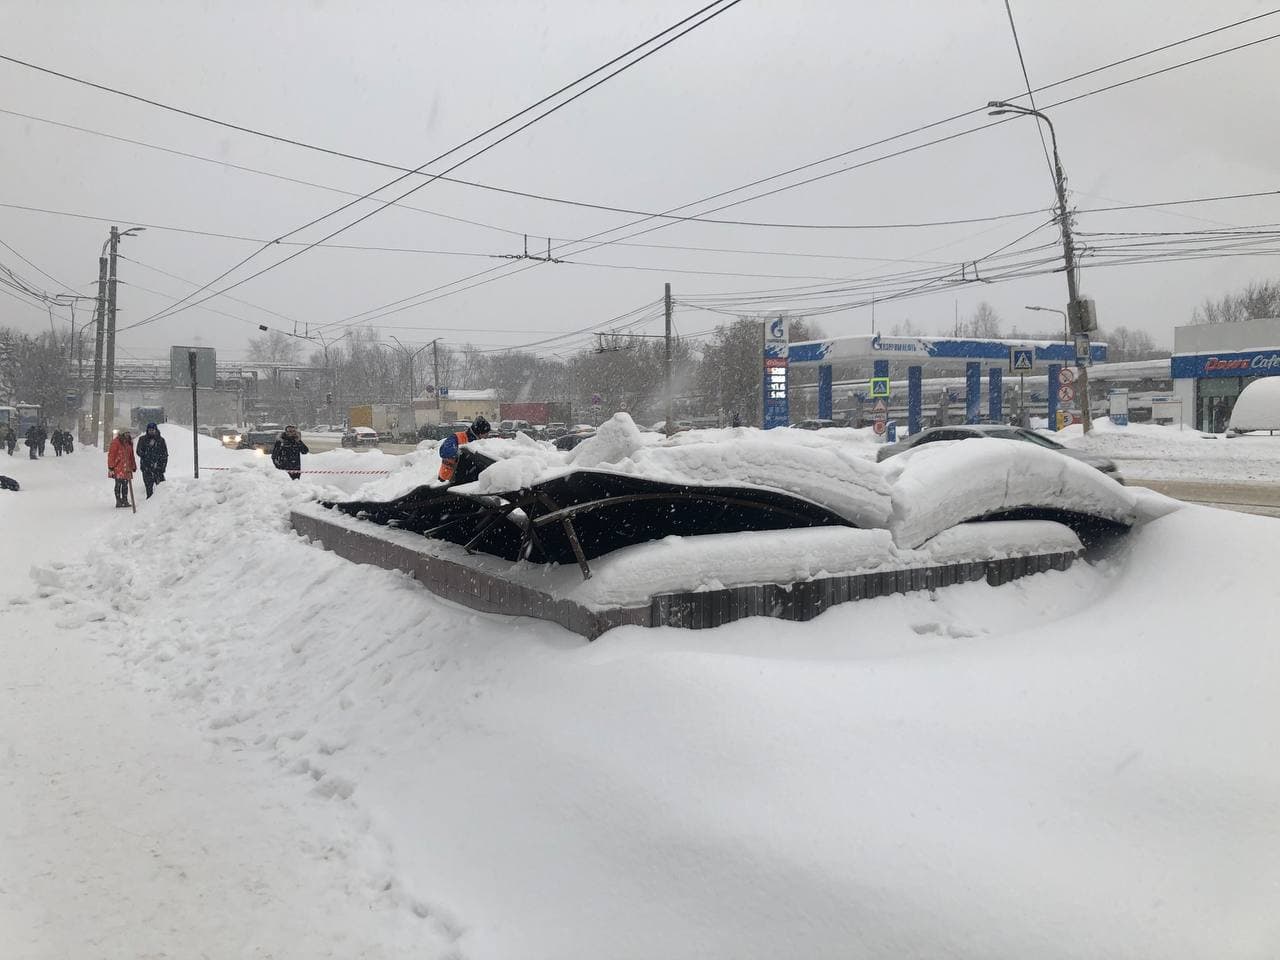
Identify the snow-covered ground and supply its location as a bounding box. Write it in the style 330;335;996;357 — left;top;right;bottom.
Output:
1055;419;1280;483
2;424;1280;958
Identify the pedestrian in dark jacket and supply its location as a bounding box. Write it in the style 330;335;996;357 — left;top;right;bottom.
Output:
35;425;47;457
51;427;64;457
271;425;308;480
24;426;37;460
136;422;169;498
3;427;15;456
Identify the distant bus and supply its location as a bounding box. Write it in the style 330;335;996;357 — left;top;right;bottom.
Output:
130;405;166;429
14;403;40;433
0;406;13;432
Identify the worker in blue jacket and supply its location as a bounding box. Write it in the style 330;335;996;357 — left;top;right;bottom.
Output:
438;416;491;482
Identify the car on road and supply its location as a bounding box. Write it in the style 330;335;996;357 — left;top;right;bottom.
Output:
238;428;281;453
341;426;380;448
791;419;841;430
875;423;1124;481
215;425;241;448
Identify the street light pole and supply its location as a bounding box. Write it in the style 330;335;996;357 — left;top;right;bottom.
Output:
990;102;1093;432
1025;305;1068;344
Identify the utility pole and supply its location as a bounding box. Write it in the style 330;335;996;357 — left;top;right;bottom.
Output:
664;283;673;437
989;101;1093;431
88;253;108;445
189;349;199;479
102;227;119;445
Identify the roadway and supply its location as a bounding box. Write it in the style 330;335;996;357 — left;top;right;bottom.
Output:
1126;479;1280;518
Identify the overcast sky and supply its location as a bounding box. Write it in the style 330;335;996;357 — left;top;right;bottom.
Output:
2;0;1278;363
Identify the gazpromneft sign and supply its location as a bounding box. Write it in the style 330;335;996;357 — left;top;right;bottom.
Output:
1171;348;1280;378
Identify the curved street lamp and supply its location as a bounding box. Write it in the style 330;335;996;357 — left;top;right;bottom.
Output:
990;101;1093;431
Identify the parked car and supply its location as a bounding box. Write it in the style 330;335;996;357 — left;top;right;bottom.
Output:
497;418;533;437
545;422;568;439
791;419;840;430
553;431;595;451
341;426;380;448
875;423;1123;481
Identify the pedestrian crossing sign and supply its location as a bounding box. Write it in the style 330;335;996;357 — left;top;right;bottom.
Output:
1009;348;1034;372
869;377;890;398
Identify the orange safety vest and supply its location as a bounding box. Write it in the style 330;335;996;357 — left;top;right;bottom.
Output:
437;430;471;482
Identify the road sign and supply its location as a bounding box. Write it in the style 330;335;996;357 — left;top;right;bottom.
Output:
1058;384;1075;403
1059;411;1074;428
170;345;215;387
873;398;888;414
1074;334;1092;363
869;377;890;398
1009;348;1034;372
438;386;449;398
873;419;886;436
1058;366;1075;385
591;393;603;406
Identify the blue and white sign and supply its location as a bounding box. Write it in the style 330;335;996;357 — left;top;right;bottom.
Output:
788;333;1107;366
1171;348;1280;379
1009;348;1034;372
438;386;449;398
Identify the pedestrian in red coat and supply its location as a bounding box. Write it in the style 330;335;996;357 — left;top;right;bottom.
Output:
107;430;137;508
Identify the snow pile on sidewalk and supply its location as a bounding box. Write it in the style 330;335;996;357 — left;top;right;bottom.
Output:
25;459;1280;960
1054;418;1280;482
1230;377;1280;432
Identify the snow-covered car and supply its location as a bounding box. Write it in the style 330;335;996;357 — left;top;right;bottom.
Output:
876;423;1124;481
341;426;380;448
1227;377;1280;435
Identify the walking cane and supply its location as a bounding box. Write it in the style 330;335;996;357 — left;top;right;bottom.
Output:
128;476;137;514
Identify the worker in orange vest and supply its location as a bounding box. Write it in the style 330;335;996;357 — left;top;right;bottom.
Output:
438;416;491;482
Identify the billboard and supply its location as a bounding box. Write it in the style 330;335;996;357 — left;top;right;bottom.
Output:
170;346;217;388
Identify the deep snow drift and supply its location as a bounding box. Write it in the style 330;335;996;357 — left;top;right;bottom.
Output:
4;423;1279;959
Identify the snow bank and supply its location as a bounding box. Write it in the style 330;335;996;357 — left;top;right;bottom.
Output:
565;521;1080;608
1055;419;1280;482
888;438;1138;548
1229;376;1280;432
26;459;1280;959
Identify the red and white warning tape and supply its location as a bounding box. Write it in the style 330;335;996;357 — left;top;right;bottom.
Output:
201;466;394;475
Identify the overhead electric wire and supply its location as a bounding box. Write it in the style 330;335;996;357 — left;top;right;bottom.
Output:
1001;0;1055;183
4;9;1277;236
321;17;1280;337
117;0;745;332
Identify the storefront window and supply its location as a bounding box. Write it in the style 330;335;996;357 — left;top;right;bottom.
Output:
1196;375;1259;431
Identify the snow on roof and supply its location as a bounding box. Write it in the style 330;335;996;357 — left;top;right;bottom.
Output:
462;413;893;529
1229;377;1280;432
442;389;498;401
884;437;1138;548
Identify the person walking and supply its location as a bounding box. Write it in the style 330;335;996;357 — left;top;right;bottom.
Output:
270;425;309;480
437;416;491;482
35;424;47;457
135;422;169;499
107;428;137;508
3;426;15;456
24;425;38;460
51;427;64;457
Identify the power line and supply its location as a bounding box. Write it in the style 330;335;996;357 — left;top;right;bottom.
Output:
4;9;1277;234
320;18;1280;335
118;0;745;332
1001;0;1055;184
